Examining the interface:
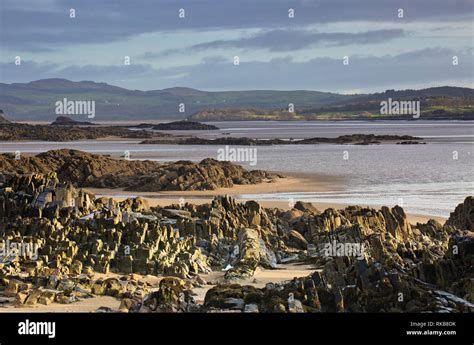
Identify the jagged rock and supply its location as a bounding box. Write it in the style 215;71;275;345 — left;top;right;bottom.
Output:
38;290;56;305
141;277;195;312
446;196;474;230
294;201;320;214
244;303;259;313
0;172;472;314
288;293;305;313
286;230;308;250
204;284;264;310
118;298;135;313
5;279;29;296
225;228;260;280
15;291;29;305
25;288;43;305
258;239;277;268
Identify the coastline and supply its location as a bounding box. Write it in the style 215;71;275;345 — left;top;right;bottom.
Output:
84;175;447;224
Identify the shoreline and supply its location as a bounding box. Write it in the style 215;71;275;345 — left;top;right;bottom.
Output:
13;119;474;125
84;175;447;224
84;174;345;197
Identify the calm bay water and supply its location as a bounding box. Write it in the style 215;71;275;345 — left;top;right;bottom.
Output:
1;121;473;217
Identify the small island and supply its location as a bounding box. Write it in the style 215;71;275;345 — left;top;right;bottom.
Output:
152;120;219;130
50;116;97;126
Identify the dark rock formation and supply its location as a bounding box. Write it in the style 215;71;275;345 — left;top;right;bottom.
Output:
446;196;474;230
139;277;198;312
224;228;261;280
0;149;280;191
50;116;96;126
200;199;474;313
0;173;471;313
153;120;218;130
141;134;423;146
0;123;154;141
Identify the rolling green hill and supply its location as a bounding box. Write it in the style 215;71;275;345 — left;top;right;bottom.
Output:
0;79;354;121
1;79;473;121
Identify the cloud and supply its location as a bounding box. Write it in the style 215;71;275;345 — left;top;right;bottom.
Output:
184;29;406;52
2;48;472;92
0;0;472;50
150;48;473;92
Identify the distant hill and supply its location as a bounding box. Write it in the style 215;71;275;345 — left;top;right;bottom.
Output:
1;79;473;121
191;87;474;121
295;86;474;121
0;79;353;121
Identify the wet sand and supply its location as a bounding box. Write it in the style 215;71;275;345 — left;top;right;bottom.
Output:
85;174;343;196
84;175;446;224
1;296;122;313
193;263;317;305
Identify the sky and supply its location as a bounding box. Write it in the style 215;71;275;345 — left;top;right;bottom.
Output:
0;0;473;93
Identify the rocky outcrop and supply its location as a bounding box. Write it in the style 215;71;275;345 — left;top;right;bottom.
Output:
152;120;218;130
203;256;473;313
176;137;285;146
141;134;424;146
298;134;422;145
202;197;474;313
224;228;261;280
446;196;474;230
50;116;96;126
0;173;472;313
0;123;154;141
204;284;264;311
7;273;150;307
415;235;474;303
140;277;198;312
0;150;280;191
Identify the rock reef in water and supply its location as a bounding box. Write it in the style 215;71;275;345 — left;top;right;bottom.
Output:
0;123;154;141
141;134;424;146
152;120;219;131
50;116;97;126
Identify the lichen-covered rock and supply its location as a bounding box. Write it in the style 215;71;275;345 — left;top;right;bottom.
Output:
141;277;196;312
286;230;308;250
0;172;472;314
225;228;260;280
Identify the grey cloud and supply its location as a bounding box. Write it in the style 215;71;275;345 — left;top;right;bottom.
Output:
1;0;472;51
186;29;406;52
1;48;472;92
148;48;473;91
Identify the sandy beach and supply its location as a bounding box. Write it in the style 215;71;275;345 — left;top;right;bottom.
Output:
1;263;316;313
84;175;446;224
85;174;343;196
